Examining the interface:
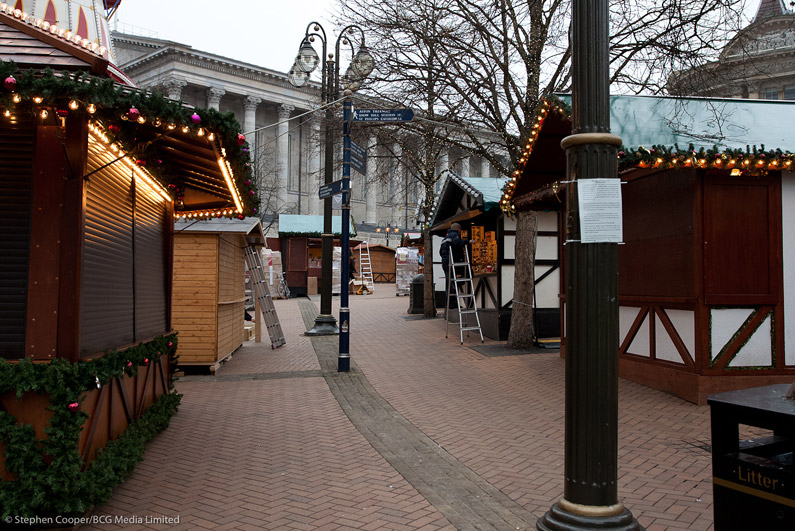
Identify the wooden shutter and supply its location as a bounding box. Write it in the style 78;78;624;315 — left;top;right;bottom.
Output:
0;118;35;359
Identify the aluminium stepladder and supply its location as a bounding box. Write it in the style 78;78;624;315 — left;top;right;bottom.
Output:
357;240;375;293
445;246;484;344
244;245;286;349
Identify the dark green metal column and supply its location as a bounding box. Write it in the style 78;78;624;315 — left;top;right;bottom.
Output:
537;0;640;528
306;57;339;337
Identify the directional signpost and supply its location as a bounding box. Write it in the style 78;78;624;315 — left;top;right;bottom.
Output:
333;104;414;373
352;108;415;122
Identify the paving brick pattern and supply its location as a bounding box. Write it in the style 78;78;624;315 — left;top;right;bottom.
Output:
82;287;754;530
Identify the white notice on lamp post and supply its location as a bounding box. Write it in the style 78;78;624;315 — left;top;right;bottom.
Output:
577;178;623;243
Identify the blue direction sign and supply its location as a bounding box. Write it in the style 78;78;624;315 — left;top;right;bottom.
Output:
352;108;414;122
350;140;367;175
319;179;345;199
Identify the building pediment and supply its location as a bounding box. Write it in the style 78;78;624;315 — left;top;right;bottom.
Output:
721;15;795;60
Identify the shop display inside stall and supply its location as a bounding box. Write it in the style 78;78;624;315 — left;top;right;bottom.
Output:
470;225;498;274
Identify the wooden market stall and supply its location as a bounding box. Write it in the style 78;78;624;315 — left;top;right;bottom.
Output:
507;94;795;404
354;243;396;282
0;6;259;507
172;217;265;372
276;214;356;297
426;172;562;340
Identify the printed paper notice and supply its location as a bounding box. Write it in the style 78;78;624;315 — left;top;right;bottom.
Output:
577;179;623;243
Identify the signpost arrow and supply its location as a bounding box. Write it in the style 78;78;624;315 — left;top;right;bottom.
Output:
350;140;367;176
319;179;345;199
352;108;415;122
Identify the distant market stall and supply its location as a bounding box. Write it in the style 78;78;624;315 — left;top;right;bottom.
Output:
506;94;795;404
354;242;396;283
273;214;356;297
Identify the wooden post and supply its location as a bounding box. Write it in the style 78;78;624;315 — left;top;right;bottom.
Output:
254;293;262;343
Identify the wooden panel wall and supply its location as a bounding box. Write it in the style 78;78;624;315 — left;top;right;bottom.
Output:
703;175;780;304
216;234;245;359
619;170;697;298
371;248;396;279
172;234;218;363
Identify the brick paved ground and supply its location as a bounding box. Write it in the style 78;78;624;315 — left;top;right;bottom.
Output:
83;286;745;530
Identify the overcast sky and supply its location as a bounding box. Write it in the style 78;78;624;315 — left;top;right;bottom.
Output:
113;0;336;74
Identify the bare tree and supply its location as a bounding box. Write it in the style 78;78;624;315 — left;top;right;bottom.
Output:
336;0;747;343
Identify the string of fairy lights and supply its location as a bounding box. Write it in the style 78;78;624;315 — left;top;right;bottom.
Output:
2;70;256;221
499;97;795;213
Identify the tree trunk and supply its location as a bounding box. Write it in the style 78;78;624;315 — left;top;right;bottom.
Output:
422;229;437;318
507;210;537;349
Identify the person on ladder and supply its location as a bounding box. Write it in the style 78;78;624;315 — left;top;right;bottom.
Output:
439;222;473;309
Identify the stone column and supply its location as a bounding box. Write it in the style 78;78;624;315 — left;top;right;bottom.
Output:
206;87;225;110
308;116;322;215
460;155;470;177
365;135;377;224
164;77;187;101
277;104;295;212
243;96;261;167
480;156;490;178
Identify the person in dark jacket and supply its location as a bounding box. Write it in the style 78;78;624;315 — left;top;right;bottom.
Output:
440;223;471;308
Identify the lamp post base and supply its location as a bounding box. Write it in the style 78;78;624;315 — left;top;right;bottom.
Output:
537;501;642;531
305;314;339;336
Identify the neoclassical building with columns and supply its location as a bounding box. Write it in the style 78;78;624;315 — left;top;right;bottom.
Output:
110;31;496;241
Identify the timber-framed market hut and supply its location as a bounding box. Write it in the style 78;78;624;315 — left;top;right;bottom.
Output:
0;4;259;517
428;172;561;340
506;94;795;404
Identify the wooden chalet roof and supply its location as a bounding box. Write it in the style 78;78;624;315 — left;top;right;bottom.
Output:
429;172;508;230
277;214;354;236
173;217;265;245
0;8;108;75
507;94;795;212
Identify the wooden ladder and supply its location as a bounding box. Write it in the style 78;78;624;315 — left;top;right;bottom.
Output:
244;245;286;349
358;240;375;293
445;246;484;344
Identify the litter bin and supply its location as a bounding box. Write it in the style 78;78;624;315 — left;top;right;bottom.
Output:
708;384;795;530
408;274;424;314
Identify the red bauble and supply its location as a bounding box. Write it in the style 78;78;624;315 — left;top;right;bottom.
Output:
108;123;121;134
238;214;245;220
127;107;140;121
4;75;16;92
236;133;246;146
191;112;201;124
68;402;80;412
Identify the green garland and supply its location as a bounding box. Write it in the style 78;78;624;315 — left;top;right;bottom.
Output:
0;60;261;217
617;143;795;174
0;334;181;519
500;94;795;212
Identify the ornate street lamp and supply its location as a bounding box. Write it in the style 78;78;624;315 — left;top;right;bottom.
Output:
375;221;400;247
289;23;373;356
